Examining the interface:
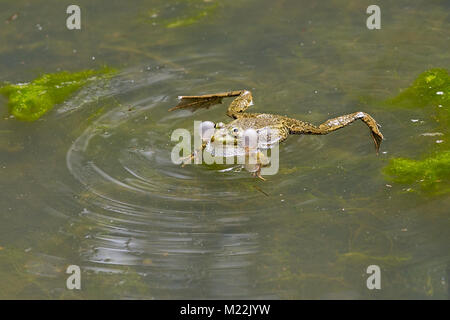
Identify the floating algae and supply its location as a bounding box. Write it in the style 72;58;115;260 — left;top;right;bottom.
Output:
386;68;449;109
384;68;450;195
0;67;116;121
384;151;450;195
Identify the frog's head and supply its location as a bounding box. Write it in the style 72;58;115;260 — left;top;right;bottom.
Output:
211;122;242;146
201;121;257;148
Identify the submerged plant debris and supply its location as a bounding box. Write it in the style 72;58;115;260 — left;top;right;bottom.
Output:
0;67;116;121
384;68;450;195
337;251;410;267
140;0;220;29
165;2;218;28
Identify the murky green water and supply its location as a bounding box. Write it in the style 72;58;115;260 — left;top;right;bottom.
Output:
0;0;449;299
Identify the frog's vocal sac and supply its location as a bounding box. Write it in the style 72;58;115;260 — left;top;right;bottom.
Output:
169;90;384;180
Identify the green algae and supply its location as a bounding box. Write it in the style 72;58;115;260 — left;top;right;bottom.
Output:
386;68;450;109
383;68;450;195
0;247;39;299
337;252;410;268
0;68;116;121
384;151;450;195
139;0;220;29
165;2;218;29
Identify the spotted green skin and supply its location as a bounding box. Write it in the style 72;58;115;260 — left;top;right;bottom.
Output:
191;90;383;157
206;113;290;157
170;90;384;176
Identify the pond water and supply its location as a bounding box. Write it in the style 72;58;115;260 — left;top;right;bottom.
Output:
0;0;449;299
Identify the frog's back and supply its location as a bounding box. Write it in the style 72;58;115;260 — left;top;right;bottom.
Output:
228;113;286;131
228;113;290;148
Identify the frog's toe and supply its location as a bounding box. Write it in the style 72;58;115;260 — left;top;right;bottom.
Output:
253;170;266;181
371;130;384;154
179;153;195;167
248;163;266;181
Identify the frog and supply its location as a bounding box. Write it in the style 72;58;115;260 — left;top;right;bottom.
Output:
169;90;383;180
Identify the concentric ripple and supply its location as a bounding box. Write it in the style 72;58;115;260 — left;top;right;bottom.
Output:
62;57;322;298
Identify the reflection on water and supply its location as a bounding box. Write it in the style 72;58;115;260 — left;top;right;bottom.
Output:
0;0;449;299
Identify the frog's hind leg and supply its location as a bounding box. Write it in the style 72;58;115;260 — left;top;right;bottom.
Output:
226;90;254;118
169;90;253;118
285;112;384;153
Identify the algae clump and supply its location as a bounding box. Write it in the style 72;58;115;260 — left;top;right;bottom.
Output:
387;68;450;108
384;151;450;195
0;68;116;121
383;68;450;195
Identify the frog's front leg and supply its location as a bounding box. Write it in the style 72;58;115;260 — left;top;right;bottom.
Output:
180;142;206;167
244;150;269;181
252;164;266;181
284;112;384;153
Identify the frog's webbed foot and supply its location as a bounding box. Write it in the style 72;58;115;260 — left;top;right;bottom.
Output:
285;111;384;154
369;124;383;154
252;164;266;181
169;95;223;112
168;91;244;113
169;90;253;119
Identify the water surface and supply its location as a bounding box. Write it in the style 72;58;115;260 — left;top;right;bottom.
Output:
0;0;449;299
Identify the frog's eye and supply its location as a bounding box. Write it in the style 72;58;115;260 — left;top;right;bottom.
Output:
231;127;240;137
